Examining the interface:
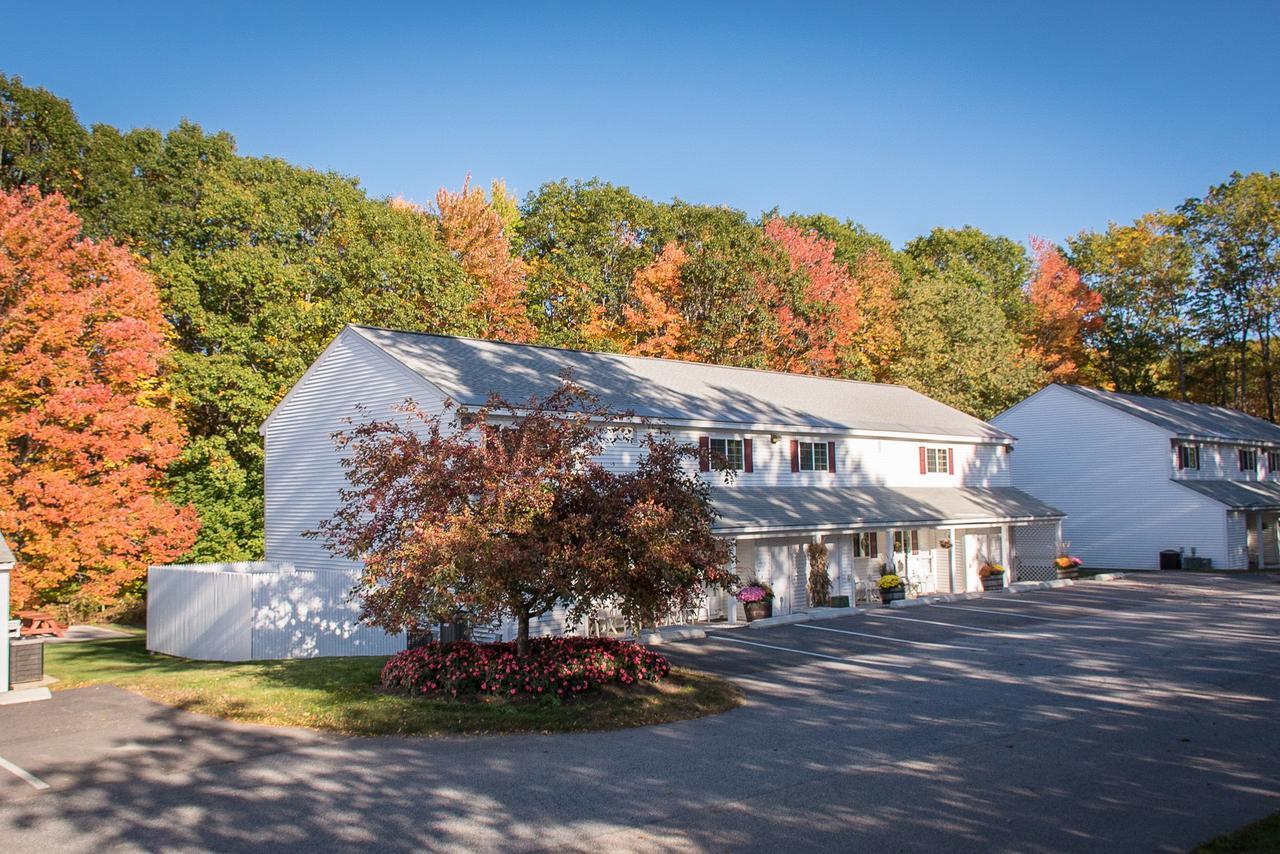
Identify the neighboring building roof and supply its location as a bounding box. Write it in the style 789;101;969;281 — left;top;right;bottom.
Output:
0;533;13;566
1173;479;1280;511
710;486;1064;534
347;325;1011;440
1058;384;1280;444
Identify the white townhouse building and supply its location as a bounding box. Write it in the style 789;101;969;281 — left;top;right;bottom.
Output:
148;325;1064;660
993;383;1280;572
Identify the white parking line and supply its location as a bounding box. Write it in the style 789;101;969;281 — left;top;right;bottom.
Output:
0;755;49;790
866;612;1007;634
795;622;987;652
722;636;912;668
928;603;1064;622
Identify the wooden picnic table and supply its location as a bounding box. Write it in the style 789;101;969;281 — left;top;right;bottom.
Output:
16;610;66;638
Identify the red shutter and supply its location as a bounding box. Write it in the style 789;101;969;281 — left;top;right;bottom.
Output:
910;530;919;554
1176;446;1184;470
827;440;837;473
869;532;878;556
699;436;710;472
790;439;800;473
743;438;753;473
948;447;954;475
919;446;927;474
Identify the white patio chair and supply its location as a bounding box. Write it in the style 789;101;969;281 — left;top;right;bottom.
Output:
854;577;881;607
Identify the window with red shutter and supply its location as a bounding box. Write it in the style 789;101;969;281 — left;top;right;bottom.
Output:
698;436;710;472
919;446;927;474
910;530;919;554
827;440;836;472
790;439;800;473
743;438;753;473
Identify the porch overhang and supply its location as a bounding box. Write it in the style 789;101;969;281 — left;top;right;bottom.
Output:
710;486;1064;537
1173;478;1280;510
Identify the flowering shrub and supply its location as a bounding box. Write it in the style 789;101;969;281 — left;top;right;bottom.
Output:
736;582;774;603
381;637;671;701
979;563;1006;577
878;574;903;590
1054;555;1083;569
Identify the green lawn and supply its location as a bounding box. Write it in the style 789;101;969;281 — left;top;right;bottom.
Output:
1194;811;1280;853
44;634;742;736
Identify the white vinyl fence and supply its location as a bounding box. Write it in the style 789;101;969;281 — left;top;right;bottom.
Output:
147;562;406;661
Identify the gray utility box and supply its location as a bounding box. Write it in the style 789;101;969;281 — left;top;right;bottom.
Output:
1182;556;1212;570
9;638;43;688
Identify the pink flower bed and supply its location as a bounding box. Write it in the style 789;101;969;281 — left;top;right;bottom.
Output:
381;637;672;700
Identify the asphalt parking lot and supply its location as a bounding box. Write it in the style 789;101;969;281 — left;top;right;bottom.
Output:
1;573;1278;852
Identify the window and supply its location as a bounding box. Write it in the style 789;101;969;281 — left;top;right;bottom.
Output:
893;530;920;555
1239;448;1258;472
922;447;951;474
798;441;829;472
1177;445;1200;470
852;531;878;558
709;437;744;471
1269;450;1280;473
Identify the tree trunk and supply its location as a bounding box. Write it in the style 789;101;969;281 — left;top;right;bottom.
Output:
1264;326;1275;422
516;610;531;658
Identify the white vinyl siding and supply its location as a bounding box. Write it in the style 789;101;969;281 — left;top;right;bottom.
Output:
994;384;1230;570
264;329;450;569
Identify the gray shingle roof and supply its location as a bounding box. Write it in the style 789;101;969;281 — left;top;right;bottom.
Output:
349;325;1010;439
1060;385;1280;444
710;486;1063;533
1173;478;1280;510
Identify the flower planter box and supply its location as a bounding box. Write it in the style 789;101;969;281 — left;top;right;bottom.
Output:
880;586;905;603
1055;567;1079;580
743;600;773;622
981;575;1005;591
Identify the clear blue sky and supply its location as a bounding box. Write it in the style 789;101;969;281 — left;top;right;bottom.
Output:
5;1;1277;246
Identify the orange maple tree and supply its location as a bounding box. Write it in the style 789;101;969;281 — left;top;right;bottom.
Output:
591;241;692;358
0;188;198;607
762;218;863;375
1027;236;1103;382
433;177;536;342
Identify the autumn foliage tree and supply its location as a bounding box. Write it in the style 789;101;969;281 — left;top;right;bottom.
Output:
1026;236;1103;382
0;188;198;606
313;381;731;656
432;177;536;342
762;217;863;375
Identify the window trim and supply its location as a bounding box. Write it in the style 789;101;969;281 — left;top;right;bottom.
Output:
922;446;952;475
708;436;746;472
1177;444;1200;471
1239;448;1258;473
797;440;829;472
1268;450;1280;473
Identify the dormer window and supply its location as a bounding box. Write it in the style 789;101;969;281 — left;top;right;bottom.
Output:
1177;445;1200;470
1270;450;1280;473
1239;448;1258;472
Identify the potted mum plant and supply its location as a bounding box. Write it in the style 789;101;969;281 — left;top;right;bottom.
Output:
878;573;905;603
736;581;775;621
1054;555;1083;580
978;562;1006;591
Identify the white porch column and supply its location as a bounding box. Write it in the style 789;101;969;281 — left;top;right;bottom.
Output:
1000;524;1012;588
949;526;958;593
885;527;897;575
1255;513;1265;569
0;560;10;693
725;539;738;626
